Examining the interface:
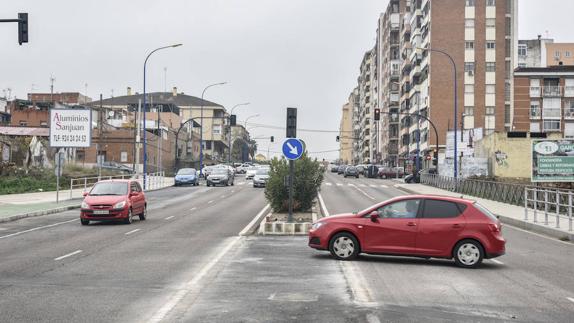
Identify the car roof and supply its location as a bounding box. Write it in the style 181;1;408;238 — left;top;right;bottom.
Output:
97;179;132;183
388;194;475;204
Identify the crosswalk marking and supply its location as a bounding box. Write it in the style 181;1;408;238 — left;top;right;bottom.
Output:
336;183;343;186
369;185;377;188
325;182;332;186
359;184;366;187
348;183;355;187
380;185;388;188
237;182;245;186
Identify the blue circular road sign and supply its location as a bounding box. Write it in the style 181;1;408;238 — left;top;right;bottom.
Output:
282;138;304;160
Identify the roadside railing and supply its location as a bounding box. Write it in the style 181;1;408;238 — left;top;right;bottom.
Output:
524;188;573;232
69;172;170;199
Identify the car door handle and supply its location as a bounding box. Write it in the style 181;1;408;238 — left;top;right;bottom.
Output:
407;222;417;227
452;224;462;228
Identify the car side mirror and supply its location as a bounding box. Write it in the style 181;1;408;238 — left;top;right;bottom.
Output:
369;211;379;222
82;192;88;197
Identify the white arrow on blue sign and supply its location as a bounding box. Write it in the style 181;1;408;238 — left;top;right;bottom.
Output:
282;138;304;160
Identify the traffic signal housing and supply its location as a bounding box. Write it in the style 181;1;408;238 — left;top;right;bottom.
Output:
18;13;28;45
270;136;274;143
336;135;340;142
374;108;381;121
230;114;236;126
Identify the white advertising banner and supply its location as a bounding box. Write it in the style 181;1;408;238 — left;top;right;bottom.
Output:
49;109;92;148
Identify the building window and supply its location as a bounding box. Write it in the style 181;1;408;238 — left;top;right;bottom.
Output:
486;18;496;28
465;19;475;28
486;41;496;49
566;51;572;58
464;62;475;73
487;0;496;6
543;120;561;132
555;51;561;58
486;85;496;94
530;122;540;132
486;106;495;115
518;44;527;56
19;121;27;126
464;106;474;116
212;125;222;135
465;41;474;50
465;0;475;6
486;62;496;72
465;85;474;94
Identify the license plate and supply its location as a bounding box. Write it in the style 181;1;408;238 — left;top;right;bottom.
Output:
93;210;109;215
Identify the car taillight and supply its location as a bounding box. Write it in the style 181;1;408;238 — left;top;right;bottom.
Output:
488;223;501;233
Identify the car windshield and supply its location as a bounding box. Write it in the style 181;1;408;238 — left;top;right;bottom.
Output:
177;168;196;175
212;169;228;174
89;182;128;196
256;169;269;175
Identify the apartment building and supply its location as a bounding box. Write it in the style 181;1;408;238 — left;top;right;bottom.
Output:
339;97;353;164
350;88;361;164
358;49;375;163
513;65;574;138
517;37;554;68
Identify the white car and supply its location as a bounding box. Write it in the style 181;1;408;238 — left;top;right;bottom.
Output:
253;168;270;187
245;167;258;180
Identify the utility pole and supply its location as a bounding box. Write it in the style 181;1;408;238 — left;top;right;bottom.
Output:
134;99;142;174
98;94;103;179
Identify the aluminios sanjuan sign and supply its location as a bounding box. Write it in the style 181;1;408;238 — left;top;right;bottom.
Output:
49;109;92;148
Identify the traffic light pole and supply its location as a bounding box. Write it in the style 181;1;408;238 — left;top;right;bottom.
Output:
0;13;28;45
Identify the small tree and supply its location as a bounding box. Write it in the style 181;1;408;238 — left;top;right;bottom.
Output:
265;153;324;213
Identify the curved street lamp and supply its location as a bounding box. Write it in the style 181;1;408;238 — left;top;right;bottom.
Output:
142;43;182;190
244;114;260;128
199;82;227;176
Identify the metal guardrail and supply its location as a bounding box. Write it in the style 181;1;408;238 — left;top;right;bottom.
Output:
69;172;167;199
524;188;573;232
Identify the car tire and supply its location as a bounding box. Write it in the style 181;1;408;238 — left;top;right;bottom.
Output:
81;219;89;226
453;239;484;268
207;182;211;187
356;175;359;178
329;232;360;261
123;209;133;225
139;206;147;221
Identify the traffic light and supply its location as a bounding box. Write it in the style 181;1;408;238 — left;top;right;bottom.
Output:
336;135;340;142
374;108;381;121
286;107;297;138
230;114;236;126
432;150;438;166
18;13;28;45
270;136;274;143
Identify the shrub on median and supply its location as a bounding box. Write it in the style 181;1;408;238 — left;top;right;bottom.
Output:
264;153;324;213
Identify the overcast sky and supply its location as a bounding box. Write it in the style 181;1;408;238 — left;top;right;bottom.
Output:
1;0;573;160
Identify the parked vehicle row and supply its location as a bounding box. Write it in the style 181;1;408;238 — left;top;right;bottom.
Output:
330;163;404;179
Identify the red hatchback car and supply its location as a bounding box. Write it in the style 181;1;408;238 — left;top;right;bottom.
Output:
309;195;505;268
80;180;147;225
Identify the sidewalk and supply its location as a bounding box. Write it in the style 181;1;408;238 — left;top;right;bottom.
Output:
394;182;574;242
0;177;175;223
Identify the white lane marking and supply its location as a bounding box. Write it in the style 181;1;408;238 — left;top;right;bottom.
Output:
352;185;376;200
380;185;388;188
340;261;379;307
165;216;175;220
221;195;226;199
369;184;377;188
366;313;382;323
148;236;241;323
0;218;78;240
504;224;573;246
318;192;330;217
190;207;197;211
336;183;343;186
325;182;332;186
237;182;245;186
125;229;141;235
490;259;504;265
231;190;235;193
54;249;82;261
359;184;366;187
348;183;356;187
567;297;574;304
239;204;270;236
207;200;213;204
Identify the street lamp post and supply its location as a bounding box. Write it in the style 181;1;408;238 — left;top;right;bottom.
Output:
142;43;182;190
228;102;250;163
244;114;260;128
418;46;458;178
199;82;226;177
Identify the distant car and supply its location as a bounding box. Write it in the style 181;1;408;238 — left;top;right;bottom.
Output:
201;166;215;178
207;168;234;186
245;166;258;180
344;166;359;178
100;161;134;174
308;195;506;268
80;180;146;225
174;168;199;186
337;165;347;175
356;164;366;175
236;163;251;174
330;165;339;173
253;168;270;187
378;167;404;179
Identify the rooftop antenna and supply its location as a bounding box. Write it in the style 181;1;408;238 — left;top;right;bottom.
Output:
50;75;56;103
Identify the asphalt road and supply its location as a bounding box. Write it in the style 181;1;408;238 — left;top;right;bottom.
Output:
1;172;573;322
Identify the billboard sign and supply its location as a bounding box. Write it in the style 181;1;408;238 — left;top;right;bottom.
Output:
532;139;574;182
49;109;92;148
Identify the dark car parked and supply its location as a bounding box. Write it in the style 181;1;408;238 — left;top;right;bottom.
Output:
344;166;359;178
337;165;347;175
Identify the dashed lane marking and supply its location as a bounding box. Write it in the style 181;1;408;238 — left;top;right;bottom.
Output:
125;229;141;235
380;185;388;188
359;184;366;187
165;216;175;220
0;219;78;240
325;182;332;186
336;183;343;186
207;200;213;204
567;297;574;304
54;250;82;261
190;207;197;211
369;185;377;188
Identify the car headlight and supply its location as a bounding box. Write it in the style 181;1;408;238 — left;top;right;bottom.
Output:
311;222;325;230
81;201;89;209
113;200;126;209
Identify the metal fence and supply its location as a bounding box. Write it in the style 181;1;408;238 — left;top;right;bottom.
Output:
69;172;167;199
524;188;573;232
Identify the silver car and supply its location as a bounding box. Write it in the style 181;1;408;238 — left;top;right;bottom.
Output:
245;166;258;180
207;168;235;187
253;168;270;188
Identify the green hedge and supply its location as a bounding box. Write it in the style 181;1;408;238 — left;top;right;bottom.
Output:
264;153;324;212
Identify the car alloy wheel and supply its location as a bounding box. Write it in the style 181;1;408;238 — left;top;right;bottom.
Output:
329;233;359;260
454;240;484;268
124;208;133;225
139;206;147;221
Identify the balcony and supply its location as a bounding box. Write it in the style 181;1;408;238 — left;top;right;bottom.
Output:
530;87;541;98
564;102;574;119
565;86;574;97
543;86;561;97
542;108;561;119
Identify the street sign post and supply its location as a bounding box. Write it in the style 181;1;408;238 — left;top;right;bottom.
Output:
285;108;298;223
282;138;304;161
54;152;65;203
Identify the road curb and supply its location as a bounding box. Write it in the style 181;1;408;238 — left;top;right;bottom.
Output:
0;204;81;224
393;184;573;242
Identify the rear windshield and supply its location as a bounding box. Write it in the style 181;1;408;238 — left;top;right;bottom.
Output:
212;169;228;174
474;202;498;222
177;168;196;175
90;182;128;196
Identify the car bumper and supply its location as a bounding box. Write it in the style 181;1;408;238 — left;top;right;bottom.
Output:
175;179;196;185
80;208;129;221
308;229;329;250
484;235;506;259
